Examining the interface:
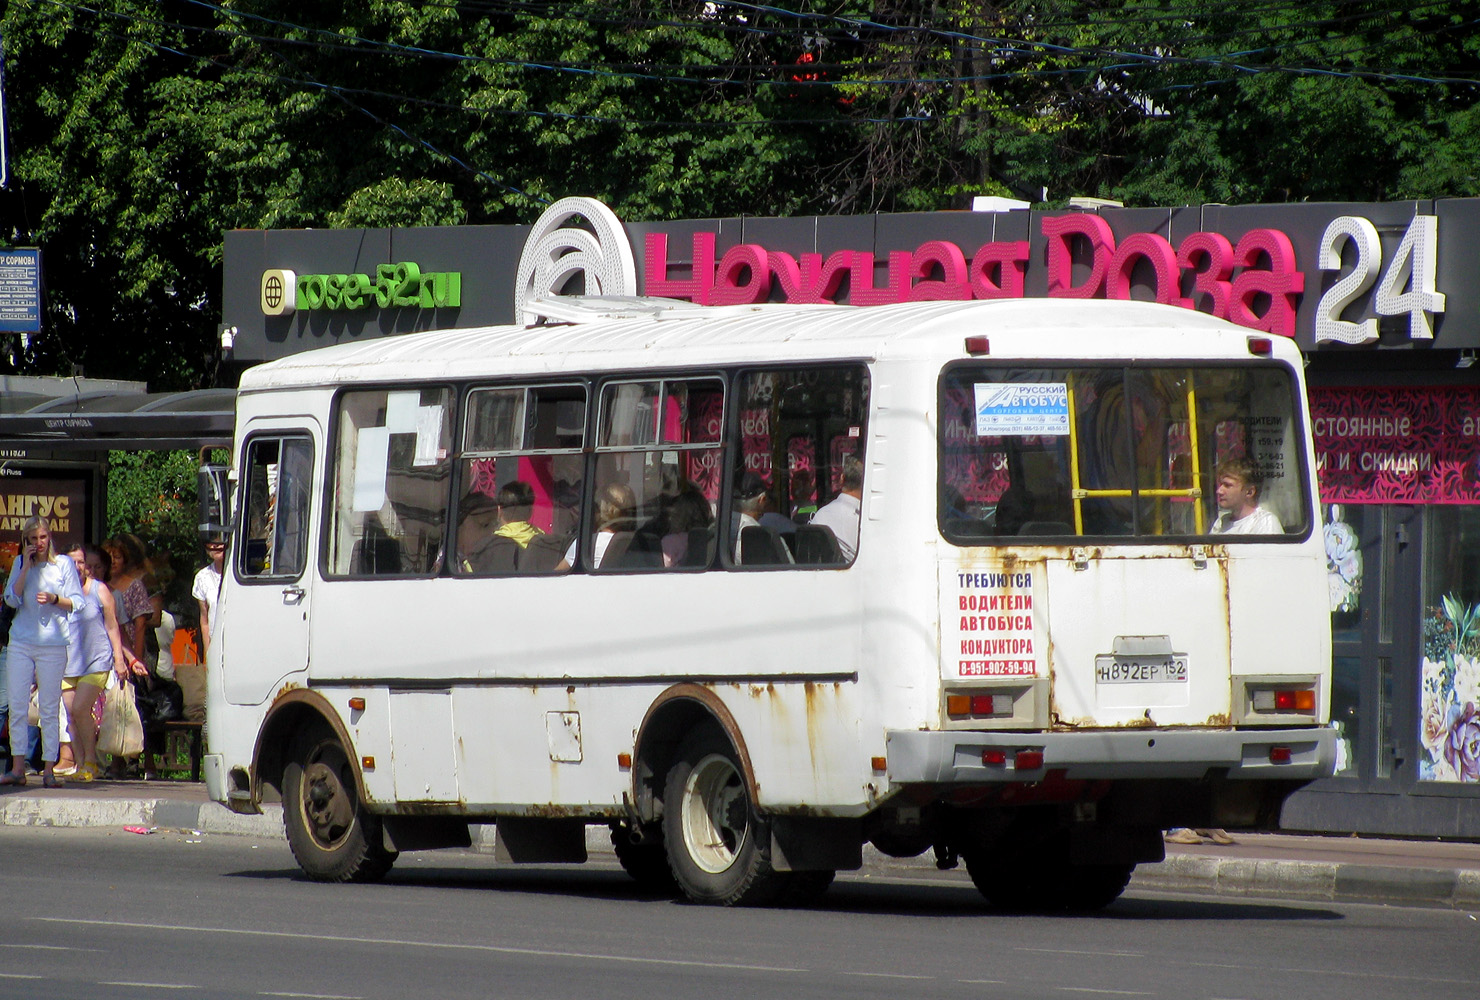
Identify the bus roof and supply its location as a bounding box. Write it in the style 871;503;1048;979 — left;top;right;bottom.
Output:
238;298;1287;394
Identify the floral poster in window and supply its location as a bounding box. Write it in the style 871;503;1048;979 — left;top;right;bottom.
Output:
1420;595;1480;782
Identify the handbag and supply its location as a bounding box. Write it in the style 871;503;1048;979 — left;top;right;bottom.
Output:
135;675;183;724
98;678;145;758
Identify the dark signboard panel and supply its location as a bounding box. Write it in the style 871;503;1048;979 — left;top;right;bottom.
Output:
224;199;1480;361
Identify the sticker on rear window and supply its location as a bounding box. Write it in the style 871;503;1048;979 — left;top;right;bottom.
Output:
974;383;1070;437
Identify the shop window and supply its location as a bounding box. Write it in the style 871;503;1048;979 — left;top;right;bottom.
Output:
326;387;453;576
1419;506;1480;783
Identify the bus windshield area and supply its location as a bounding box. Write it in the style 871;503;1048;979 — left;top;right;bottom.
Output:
939;364;1311;543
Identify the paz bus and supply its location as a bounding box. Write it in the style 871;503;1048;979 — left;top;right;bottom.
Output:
201;297;1335;909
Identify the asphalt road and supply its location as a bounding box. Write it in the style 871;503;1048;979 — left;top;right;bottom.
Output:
3;825;1476;1000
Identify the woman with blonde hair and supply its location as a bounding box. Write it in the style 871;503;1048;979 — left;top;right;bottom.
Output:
3;516;83;787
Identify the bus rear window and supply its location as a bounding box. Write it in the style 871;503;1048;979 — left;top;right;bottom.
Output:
939;364;1310;543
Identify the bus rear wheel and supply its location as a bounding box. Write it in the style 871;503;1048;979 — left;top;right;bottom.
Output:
662;727;785;906
610;823;679;894
283;734;397;883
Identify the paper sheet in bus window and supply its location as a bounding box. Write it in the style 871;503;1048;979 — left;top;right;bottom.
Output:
974;383;1070;437
353;426;390;511
384;391;445;467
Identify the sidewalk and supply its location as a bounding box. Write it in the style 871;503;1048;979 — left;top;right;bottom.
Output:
4;780;1478;910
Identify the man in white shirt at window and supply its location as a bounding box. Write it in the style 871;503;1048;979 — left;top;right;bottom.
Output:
1210;457;1282;536
809;457;864;561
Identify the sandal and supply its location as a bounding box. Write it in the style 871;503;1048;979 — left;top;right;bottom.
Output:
75;762;101;783
42;773;64;788
0;772;27;787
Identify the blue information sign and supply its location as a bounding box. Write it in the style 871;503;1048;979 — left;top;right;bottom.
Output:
0;248;41;333
974;382;1071;436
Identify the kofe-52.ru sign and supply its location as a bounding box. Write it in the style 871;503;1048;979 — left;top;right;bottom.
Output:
261;262;461;316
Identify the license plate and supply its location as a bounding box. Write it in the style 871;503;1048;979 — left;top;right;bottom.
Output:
1094;654;1188;684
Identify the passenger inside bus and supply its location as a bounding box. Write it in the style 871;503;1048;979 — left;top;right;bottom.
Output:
731;472;793;565
559;481;635;571
808;457;863;561
661;484;715;568
1210;457;1284;535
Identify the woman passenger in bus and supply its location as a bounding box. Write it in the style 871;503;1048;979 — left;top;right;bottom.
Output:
558;482;635;571
661;484;714;568
456;491;501;572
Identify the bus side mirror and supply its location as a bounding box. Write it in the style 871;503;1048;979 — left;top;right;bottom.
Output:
198;463;232;537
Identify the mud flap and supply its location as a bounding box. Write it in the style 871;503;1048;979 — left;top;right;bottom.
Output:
769;816;863;872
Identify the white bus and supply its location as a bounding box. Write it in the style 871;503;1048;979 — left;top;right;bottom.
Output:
203;297;1335;909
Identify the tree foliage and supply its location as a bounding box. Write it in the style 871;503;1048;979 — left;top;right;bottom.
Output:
1;1;1478;388
106;448;204;626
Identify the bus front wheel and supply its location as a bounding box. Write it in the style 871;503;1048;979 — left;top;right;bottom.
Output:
283;734;397;883
662;727;784;906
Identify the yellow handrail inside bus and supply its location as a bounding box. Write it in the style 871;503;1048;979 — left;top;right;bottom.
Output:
1067;376;1205;536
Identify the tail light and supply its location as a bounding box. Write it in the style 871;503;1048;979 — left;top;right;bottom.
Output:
1253;687;1316;713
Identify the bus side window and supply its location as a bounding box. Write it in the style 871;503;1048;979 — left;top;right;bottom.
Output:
455;383;585;576
326;387;454;577
730;366;868;567
238;435;313;580
593;378;723;572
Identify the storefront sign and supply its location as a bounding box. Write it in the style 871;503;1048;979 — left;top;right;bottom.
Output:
224;197;1480;361
1310;386;1480;504
644;212;1445;345
261;262;461;316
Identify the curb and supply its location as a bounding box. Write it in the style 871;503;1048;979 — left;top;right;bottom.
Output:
0;796;282;839
1132;854;1480;910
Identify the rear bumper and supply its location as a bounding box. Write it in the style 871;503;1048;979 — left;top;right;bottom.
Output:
886;726;1337;783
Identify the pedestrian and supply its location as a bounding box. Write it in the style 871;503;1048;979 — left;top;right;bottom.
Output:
2;516;83;787
63;543;128;783
192;536;226;656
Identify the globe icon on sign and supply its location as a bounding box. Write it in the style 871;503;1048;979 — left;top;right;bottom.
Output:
264;274;284;310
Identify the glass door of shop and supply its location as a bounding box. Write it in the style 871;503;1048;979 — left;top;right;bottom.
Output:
1324;503;1422;790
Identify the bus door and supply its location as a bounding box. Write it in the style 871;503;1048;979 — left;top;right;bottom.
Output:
223;423;320;706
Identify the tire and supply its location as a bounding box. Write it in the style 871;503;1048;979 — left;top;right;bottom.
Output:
283;734;397;883
610;823;679;894
1059;863;1134;911
662;726;786;906
964;851;1132;913
781;869;836;905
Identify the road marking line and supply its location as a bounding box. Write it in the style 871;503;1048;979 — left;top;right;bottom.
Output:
0;943;99;952
0;973;44;980
1018;947;1144;958
842;972;934;980
43;918;803;975
99;983;198;990
1056;989;1154;996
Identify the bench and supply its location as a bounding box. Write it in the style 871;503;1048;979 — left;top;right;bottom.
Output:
145;719;205;781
